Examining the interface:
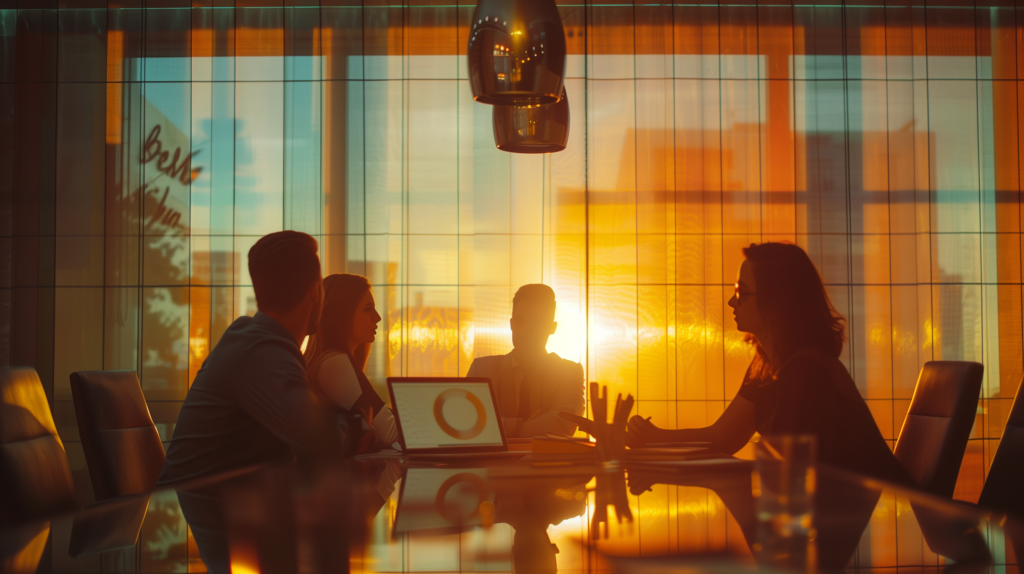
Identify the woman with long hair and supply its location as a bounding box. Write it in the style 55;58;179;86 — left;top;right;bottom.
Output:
304;273;399;448
627;242;912;484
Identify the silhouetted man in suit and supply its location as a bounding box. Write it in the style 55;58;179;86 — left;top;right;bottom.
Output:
467;284;584;438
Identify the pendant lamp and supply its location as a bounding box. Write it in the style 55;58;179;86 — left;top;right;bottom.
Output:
467;0;567;106
492;87;569;153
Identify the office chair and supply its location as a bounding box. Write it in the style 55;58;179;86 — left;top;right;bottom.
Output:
70;370;165;500
894;361;983;498
0;367;77;523
977;377;1024;518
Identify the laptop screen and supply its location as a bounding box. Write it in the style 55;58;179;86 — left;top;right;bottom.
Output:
390;379;505;450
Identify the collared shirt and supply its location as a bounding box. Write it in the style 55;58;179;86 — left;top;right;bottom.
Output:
159;312;343;485
466;351;585;438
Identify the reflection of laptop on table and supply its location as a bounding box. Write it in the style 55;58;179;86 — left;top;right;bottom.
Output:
392;467;493;536
387;376;519;456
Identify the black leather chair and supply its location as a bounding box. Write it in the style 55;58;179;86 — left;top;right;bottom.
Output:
70;370;165;500
0;367;77;523
894;361;984;498
977;377;1024;518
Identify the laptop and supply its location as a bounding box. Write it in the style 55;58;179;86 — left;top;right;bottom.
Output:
386;376;512;455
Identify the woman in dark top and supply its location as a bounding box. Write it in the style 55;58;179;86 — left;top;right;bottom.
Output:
627;242;914;485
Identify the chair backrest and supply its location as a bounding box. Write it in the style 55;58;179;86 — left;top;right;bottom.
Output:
894;361;984;498
0;367;77;523
977;377;1024;518
70;370;165;500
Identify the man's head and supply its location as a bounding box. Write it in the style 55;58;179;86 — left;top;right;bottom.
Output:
510;284;557;355
248;231;323;336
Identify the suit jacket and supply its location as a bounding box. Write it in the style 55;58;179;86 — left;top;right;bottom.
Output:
467;352;585;438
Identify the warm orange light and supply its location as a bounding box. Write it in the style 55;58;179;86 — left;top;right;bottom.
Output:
230;564;259;574
388;307;474;376
105;30;123;144
548;305;585;364
188;332;208;360
4;523;49;573
230;540;260;574
192;28;213;58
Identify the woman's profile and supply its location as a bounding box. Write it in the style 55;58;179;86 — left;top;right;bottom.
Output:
304;273;399;449
628;242;913;485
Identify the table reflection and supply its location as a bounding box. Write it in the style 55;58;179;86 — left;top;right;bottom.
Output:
3;458;1021;574
68;495;151;558
180;460;394;574
622;464;880;570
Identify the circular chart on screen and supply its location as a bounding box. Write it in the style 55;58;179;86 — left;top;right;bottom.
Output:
433;388;487;440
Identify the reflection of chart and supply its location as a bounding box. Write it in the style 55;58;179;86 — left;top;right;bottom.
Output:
433;388;487;440
434;473;487;524
393;467;494;534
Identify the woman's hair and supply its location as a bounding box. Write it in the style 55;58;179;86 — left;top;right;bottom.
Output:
742;242;846;381
304;273;373;371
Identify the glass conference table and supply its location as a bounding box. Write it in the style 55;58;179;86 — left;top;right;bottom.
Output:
4;450;1022;574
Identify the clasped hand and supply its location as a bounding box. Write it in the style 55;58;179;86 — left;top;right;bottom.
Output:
625;415;662;447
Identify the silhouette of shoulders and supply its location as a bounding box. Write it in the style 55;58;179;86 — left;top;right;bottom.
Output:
741;346;913;486
470;351;580;372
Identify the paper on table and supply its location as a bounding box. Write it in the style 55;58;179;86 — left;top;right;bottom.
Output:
624;447;719;462
626;457;751;470
532;437;596;455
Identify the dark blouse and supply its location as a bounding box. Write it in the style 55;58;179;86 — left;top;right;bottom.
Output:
737;347;915;487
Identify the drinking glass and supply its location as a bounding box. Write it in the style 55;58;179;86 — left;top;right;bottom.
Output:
753;434;817;570
753;434;816;534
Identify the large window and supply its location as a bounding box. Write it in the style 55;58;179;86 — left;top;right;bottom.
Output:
2;2;1022;570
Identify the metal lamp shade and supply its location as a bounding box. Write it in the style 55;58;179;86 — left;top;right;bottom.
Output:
493;88;569;153
468;0;567;106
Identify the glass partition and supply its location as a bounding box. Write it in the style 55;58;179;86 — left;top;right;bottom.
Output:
1;0;1020;538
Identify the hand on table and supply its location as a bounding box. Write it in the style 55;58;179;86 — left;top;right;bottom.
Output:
626;415;660;448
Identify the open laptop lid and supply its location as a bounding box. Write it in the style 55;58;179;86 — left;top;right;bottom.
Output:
386;377;508;454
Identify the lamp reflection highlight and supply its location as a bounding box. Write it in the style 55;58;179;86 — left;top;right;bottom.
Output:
493;88;569;153
467;0;566;105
